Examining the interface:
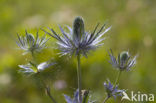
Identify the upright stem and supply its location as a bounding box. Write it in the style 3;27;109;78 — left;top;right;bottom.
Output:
114;70;122;87
46;86;57;103
77;54;82;103
103;96;109;103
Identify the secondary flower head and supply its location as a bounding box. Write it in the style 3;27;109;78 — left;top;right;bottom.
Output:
108;49;137;71
18;61;55;75
42;16;111;57
16;31;49;55
64;89;94;103
104;80;123;99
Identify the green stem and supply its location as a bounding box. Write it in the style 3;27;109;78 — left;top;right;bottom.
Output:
46;86;57;103
77;54;82;103
114;70;122;87
103;96;109;103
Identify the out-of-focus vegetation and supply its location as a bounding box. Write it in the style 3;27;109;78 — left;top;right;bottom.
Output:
0;0;156;103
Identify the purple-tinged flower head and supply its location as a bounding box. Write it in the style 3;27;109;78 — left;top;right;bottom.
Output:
64;89;79;103
108;49;137;71
42;16;111;57
64;89;94;103
16;30;49;55
18;61;55;75
104;80;123;99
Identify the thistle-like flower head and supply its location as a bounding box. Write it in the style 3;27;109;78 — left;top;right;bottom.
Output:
64;89;95;103
42;16;111;57
18;61;55;75
16;31;49;55
108;49;137;71
104;80;123;99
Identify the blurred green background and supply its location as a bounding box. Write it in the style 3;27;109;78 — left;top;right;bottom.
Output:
0;0;156;103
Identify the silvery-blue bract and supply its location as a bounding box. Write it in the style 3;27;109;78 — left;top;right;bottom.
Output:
64;89;94;103
16;31;49;55
42;16;111;57
18;61;55;75
108;49;137;71
104;80;123;99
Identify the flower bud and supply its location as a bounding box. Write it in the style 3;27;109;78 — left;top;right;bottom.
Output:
120;51;129;62
72;16;85;41
26;33;35;46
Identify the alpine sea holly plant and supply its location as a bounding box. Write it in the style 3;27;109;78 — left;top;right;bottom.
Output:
42;16;111;103
16;16;137;103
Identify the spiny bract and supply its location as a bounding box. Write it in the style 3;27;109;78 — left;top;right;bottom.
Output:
104;80;123;99
42;16;111;57
18;61;55;75
108;49;137;71
16;31;49;55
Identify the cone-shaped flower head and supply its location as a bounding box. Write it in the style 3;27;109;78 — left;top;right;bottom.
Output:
108;49;137;71
104;80;123;99
42;16;111;57
120;51;129;62
72;16;85;42
16;31;49;55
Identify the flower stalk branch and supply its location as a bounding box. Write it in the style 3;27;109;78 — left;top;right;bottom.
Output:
103;96;109;103
46;86;57;103
114;70;122;87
